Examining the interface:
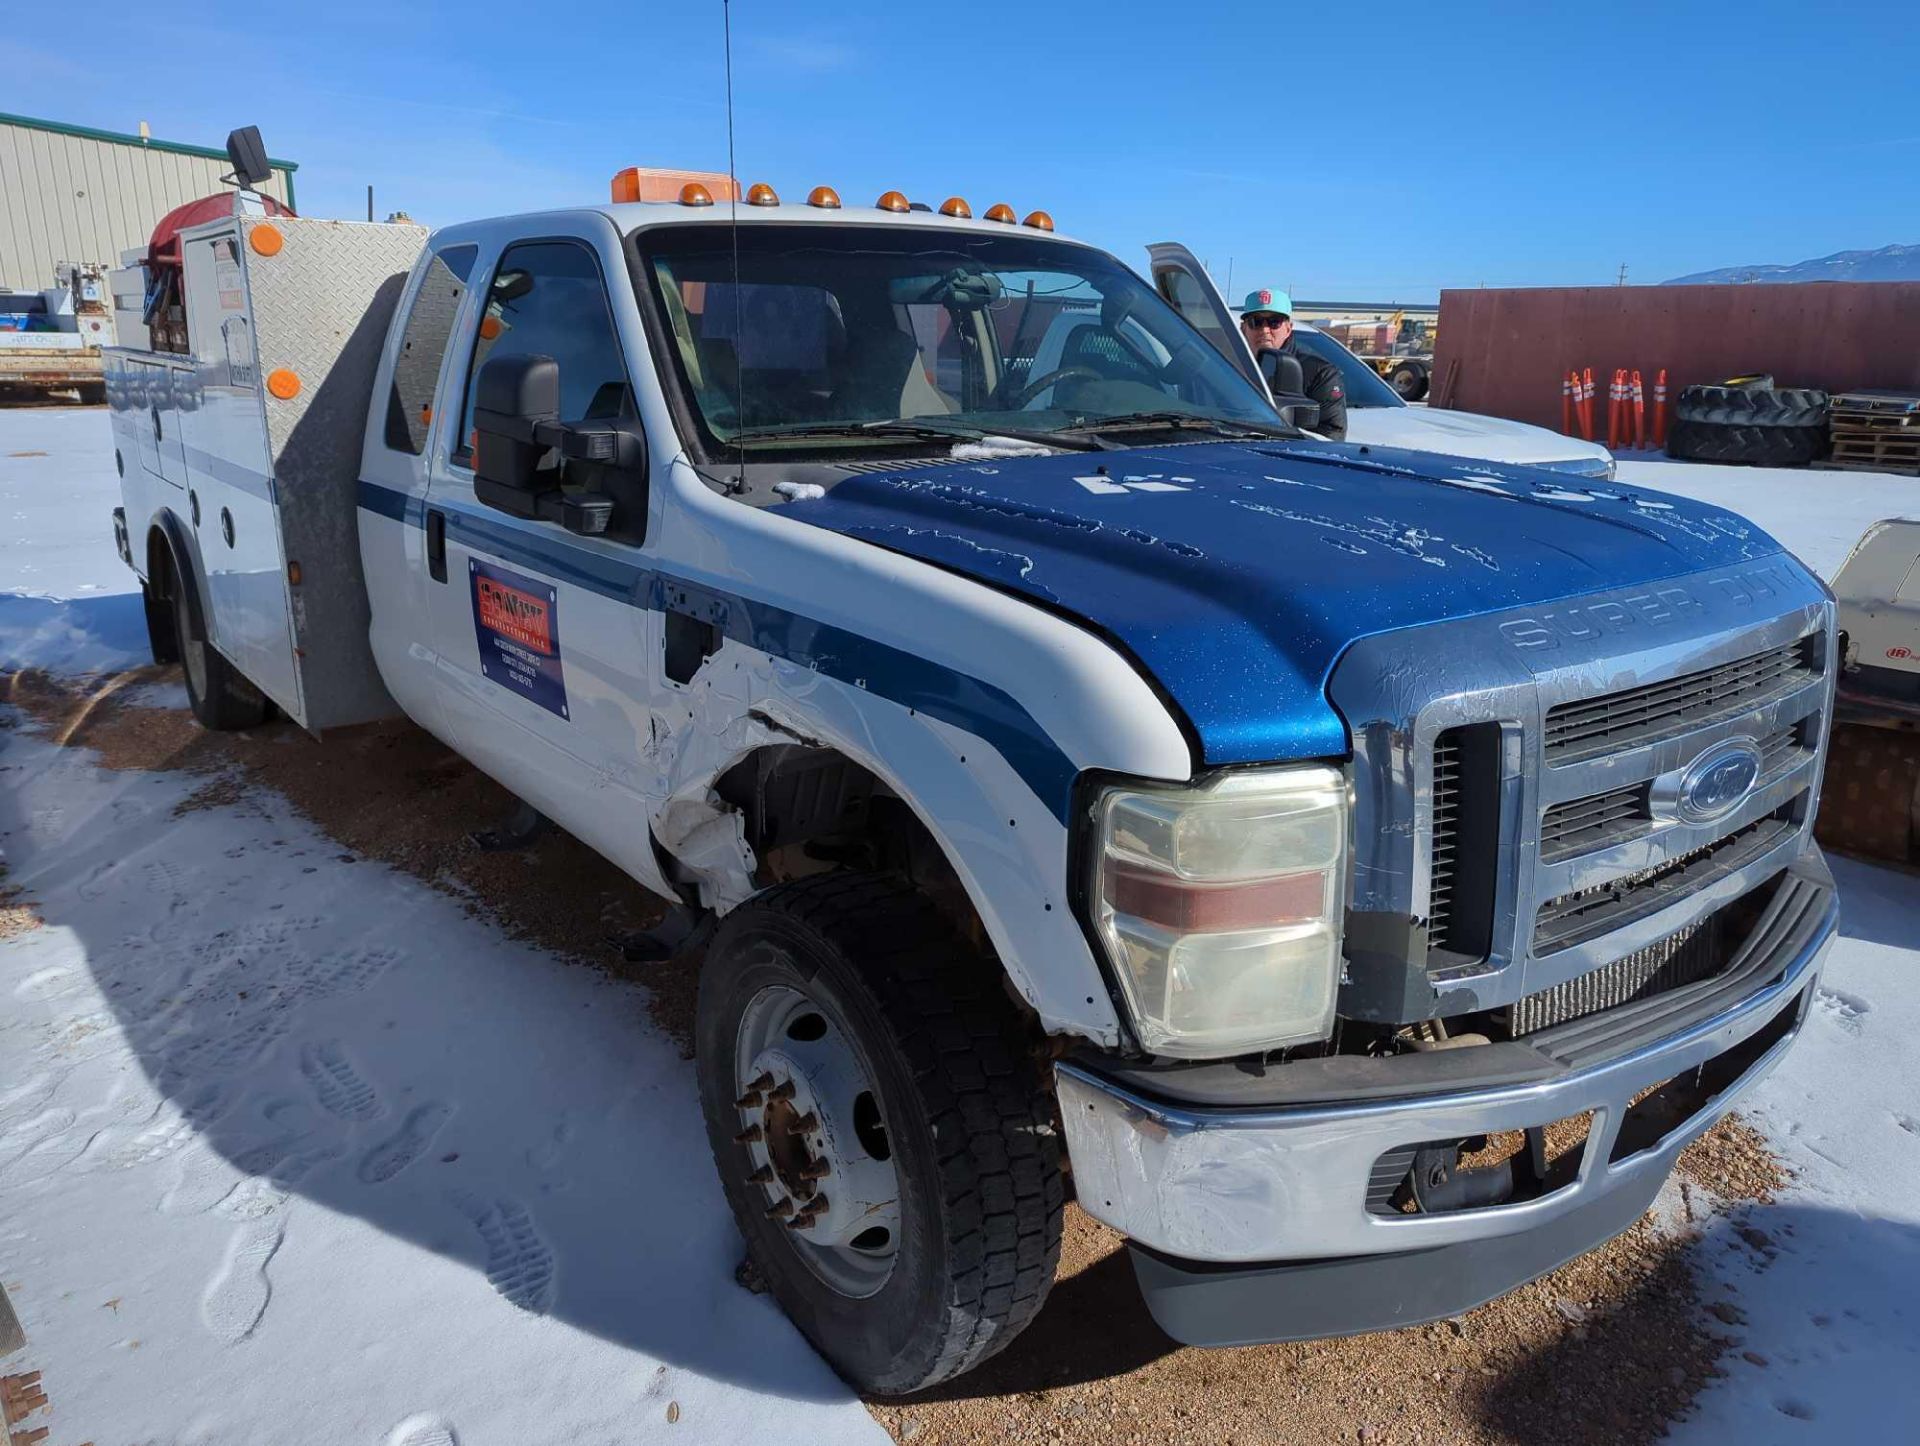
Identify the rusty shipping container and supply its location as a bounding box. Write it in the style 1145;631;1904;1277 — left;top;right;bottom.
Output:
1431;282;1920;434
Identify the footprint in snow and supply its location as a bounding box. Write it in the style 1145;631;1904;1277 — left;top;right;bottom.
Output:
1814;987;1869;1036
451;1192;555;1313
358;1103;453;1185
300;1040;384;1121
386;1416;460;1446
202;1214;285;1345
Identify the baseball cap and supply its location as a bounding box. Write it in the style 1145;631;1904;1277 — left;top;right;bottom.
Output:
1240;287;1293;318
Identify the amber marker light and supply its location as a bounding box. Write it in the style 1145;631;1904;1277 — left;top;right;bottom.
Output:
808;186;842;209
746;183;780;206
983;203;1016;223
1022;210;1055;231
938;196;972;219
875;190;910;213
249;224;284;256
266;369;301;400
680;183;715;207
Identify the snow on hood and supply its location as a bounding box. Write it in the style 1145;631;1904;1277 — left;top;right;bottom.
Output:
782;439;1789;766
1344;406;1613;469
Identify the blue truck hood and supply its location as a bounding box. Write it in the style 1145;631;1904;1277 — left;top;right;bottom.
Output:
781;440;1786;766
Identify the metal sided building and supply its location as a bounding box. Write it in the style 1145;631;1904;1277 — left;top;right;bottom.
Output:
0;113;298;292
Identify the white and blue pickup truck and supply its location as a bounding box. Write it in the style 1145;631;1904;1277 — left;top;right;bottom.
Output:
106;172;1838;1394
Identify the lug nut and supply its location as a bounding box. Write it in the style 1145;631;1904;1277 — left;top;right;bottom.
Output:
799;1158;830;1181
734;1124;763;1145
746;1165;774;1186
735;1089;764;1109
765;1197;794;1220
746;1071;775;1092
767;1080;797;1103
789;1112;818;1134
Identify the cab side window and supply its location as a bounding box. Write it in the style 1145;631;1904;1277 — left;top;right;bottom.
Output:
384;244;477;455
454;241;629;466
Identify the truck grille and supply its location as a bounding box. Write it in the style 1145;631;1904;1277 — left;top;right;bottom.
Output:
1532;807;1798;954
1542;637;1818;763
1539;783;1651;862
1538;724;1803;863
1508;919;1719;1034
1428;731;1461;945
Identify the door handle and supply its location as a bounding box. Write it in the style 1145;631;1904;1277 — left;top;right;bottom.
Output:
427;508;447;584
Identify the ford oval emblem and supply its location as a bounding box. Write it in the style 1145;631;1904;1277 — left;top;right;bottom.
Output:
1677;739;1763;823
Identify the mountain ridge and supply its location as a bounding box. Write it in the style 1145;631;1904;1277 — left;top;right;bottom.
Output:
1664;242;1920;285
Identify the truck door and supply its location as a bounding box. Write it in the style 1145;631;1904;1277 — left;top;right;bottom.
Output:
358;240;482;742
420;228;669;892
1145;243;1269;396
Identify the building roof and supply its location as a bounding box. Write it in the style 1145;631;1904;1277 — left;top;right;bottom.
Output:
0;112;299;174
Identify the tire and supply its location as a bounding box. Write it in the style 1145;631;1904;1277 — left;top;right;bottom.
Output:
1671;383;1828;429
1665;417;1826;467
697;874;1064;1395
1389;362;1429;401
170;566;271;730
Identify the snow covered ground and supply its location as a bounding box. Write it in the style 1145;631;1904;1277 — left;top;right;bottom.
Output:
3;405;1918;1442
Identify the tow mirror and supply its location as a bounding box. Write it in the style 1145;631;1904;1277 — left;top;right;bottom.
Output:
474;353;559;499
1258;348;1321;432
472;352;644;537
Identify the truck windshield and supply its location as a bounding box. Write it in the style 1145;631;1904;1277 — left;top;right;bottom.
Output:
636;223;1286;454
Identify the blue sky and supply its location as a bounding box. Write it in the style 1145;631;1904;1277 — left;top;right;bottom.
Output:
9;1;1918;300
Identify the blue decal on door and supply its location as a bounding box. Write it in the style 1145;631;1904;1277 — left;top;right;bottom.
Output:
469;558;569;719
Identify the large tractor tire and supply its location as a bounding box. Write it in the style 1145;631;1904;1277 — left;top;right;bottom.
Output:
1666;419;1827;467
697;874;1064;1395
1667;382;1830;466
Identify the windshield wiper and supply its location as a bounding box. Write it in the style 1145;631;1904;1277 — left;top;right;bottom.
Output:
727;418;1109;452
1057;410;1301;441
860;418;1110;452
728;420;976;444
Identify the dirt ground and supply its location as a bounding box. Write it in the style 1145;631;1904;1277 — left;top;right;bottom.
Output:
2;666;1796;1445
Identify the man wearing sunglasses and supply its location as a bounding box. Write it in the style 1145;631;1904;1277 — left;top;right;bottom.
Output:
1238;287;1346;440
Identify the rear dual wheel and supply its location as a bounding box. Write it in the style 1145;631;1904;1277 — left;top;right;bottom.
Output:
697;874;1064;1395
170;565;271;731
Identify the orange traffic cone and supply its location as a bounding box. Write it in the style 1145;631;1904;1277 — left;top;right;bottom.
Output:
1562;372;1575;435
1631;369;1646;451
1653;369;1669;448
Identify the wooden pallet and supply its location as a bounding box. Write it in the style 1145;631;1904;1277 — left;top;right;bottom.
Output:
1832;409;1920;434
1829;434;1920;475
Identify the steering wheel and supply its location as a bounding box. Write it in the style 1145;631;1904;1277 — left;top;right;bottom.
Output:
1005;365;1103;411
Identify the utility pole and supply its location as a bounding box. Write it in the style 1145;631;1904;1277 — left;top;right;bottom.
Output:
1616;263;1629;286
367;185;374;223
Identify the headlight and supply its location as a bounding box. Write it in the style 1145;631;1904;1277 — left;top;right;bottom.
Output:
1089;765;1348;1058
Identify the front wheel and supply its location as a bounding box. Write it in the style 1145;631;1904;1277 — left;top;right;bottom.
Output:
696;874;1064;1395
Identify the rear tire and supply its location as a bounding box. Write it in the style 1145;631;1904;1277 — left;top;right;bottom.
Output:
170;567;271;730
697;874;1064;1396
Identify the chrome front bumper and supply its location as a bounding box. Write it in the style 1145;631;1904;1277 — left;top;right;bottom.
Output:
1057;861;1836;1266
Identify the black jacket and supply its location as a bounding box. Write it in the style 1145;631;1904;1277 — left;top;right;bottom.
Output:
1263;335;1348;440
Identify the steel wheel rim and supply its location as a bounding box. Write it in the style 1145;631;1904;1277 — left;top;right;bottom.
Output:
734;982;900;1299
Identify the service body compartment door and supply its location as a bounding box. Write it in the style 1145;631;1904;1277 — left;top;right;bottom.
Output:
1145;242;1268;394
180;225;303;717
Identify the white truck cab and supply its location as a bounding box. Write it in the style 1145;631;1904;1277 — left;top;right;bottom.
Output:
109;170;1838;1395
